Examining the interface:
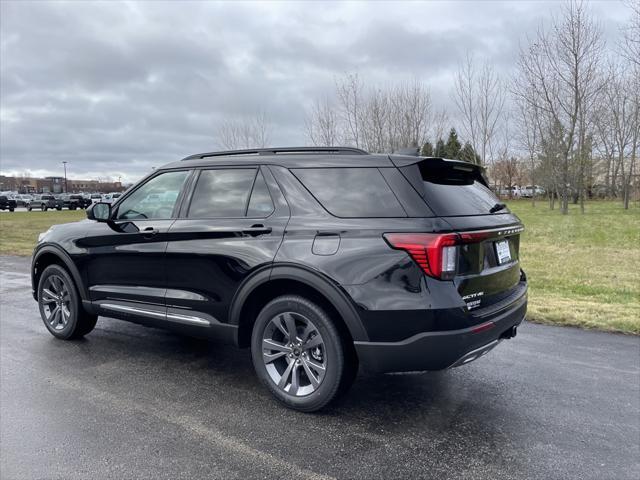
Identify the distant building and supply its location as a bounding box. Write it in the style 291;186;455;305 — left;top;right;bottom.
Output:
0;175;123;194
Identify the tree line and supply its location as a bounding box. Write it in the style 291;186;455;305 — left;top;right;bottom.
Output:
216;0;639;213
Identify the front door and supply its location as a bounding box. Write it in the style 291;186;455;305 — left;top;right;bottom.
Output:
80;169;191;312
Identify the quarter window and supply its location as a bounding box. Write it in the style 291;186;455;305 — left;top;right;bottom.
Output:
116;170;189;220
292;168;406;218
247;171;275;217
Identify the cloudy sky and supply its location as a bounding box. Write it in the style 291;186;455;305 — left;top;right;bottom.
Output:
0;0;631;183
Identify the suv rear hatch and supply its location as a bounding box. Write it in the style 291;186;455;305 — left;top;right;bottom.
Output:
388;156;524;311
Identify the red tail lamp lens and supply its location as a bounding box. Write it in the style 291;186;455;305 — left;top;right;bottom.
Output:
383;233;459;279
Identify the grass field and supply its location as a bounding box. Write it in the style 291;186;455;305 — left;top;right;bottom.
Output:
0;210;85;256
1;202;638;333
508;200;639;334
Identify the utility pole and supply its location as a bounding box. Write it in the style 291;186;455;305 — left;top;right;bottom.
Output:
62;161;68;193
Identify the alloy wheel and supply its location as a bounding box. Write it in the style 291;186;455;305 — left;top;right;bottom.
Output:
262;312;327;396
41;274;72;331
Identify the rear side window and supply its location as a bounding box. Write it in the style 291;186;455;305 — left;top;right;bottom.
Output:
401;161;503;216
292;168;405;218
188;169;256;218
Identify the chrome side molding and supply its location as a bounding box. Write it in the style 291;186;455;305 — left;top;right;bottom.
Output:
99;303;211;327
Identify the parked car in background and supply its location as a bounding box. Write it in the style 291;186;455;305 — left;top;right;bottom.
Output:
498;186;522;198
30;147;527;412
27;194;63;211
14;194;34;207
0;195;17;211
520;185;545;198
59;194;87;210
101;192;122;204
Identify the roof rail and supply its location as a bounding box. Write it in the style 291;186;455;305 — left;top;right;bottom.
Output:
181;146;369;161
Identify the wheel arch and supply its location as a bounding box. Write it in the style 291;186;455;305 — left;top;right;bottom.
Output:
230;264;368;348
32;245;88;302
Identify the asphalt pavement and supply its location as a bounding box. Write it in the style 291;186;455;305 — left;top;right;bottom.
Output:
1;255;638;480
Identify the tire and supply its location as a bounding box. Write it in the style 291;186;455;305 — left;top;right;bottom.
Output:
251;295;356;412
56;207;62;211
27;206;32;211
37;264;98;340
42;205;47;211
9;207;14;212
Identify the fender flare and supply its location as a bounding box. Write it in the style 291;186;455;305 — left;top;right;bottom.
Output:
32;245;89;301
229;263;369;342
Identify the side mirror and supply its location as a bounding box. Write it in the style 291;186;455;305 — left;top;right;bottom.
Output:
87;202;111;222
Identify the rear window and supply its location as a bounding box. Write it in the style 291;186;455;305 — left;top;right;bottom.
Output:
401;161;504;216
292;168;405;218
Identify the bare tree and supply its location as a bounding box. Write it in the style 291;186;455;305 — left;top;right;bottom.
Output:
513;1;604;214
336;73;364;148
453;53;504;166
216;112;271;150
305;97;341;146
514;88;541;206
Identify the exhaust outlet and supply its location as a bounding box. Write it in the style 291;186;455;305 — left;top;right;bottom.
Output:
500;326;518;340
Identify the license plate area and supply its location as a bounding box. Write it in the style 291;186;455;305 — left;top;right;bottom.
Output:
494;240;511;265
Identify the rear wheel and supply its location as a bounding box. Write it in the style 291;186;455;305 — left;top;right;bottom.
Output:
37;264;97;339
251;295;356;412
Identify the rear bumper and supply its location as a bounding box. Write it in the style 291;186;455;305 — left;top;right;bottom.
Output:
354;285;527;373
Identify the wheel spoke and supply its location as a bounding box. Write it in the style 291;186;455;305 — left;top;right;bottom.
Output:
289;363;300;395
305;358;326;374
262;339;291;353
304;335;323;350
282;313;298;342
49;306;60;325
41;289;58;303
61;305;71;324
278;359;296;389
301;358;320;388
263;351;287;364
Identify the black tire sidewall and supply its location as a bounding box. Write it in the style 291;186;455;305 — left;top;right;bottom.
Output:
37;265;81;339
251;295;345;412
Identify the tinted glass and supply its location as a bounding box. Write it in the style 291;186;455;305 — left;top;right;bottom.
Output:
247;171;274;217
188;169;256;218
292;168;405;218
117;170;189;220
401;162;504;216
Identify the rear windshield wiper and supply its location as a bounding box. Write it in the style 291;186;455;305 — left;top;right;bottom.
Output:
490;202;507;214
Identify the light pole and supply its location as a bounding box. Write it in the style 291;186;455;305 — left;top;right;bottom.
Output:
62;161;68;193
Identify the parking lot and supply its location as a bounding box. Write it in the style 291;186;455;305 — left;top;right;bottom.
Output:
1;255;638;479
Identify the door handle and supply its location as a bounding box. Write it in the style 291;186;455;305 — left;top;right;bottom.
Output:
142;226;159;238
242;224;272;236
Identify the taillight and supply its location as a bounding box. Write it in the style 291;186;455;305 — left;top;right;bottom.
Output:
383;233;459;279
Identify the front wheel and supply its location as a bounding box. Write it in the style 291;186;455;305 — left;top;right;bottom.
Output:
37;264;98;339
251;295;356;412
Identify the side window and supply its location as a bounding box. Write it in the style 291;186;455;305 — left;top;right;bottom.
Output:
292;168;406;218
247;170;275;217
116;170;189;220
188;169;256;218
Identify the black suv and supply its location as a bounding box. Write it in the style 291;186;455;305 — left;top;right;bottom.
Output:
60;194;88;210
0;195;17;211
31;147;527;411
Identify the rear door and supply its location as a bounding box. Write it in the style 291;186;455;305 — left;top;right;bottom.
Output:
164;165;289;326
396;158;524;310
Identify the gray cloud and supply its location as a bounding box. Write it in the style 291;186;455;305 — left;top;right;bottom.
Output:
0;0;630;183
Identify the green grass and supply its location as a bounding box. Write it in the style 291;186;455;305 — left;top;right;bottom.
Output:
0;210;85;256
1;201;638;334
508;200;640;334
